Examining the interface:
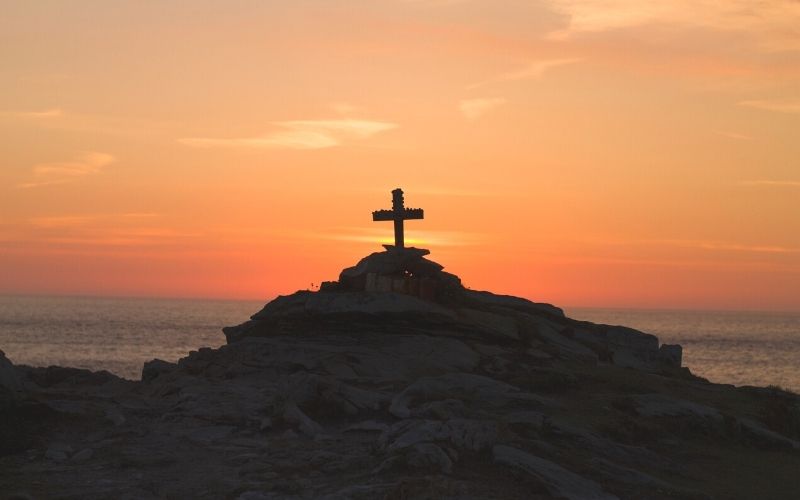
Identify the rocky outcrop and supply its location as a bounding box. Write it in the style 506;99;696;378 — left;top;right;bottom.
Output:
2;250;800;499
225;248;677;374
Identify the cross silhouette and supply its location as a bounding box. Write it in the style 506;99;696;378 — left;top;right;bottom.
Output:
372;188;424;249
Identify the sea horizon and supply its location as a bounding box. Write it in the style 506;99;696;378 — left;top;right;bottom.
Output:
2;291;798;315
1;293;798;393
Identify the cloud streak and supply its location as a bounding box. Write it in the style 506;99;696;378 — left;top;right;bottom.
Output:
179;119;398;150
738;180;800;187
467;58;582;89
29;213;159;228
713;130;753;141
738;100;800;114
546;0;800;51
1;108;63;119
18;152;115;189
459;97;506;120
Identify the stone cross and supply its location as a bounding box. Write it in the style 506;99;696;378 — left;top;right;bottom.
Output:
372;188;424;249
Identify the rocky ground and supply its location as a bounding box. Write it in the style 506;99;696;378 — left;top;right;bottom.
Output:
2;249;800;499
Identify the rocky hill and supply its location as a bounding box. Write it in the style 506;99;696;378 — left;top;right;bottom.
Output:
2;248;799;499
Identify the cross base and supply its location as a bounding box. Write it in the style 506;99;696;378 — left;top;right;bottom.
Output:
382;245;431;257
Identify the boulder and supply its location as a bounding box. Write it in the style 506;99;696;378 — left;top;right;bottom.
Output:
339;247;441;282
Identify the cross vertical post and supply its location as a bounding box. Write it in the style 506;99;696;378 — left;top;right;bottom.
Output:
392;189;405;248
372;188;424;250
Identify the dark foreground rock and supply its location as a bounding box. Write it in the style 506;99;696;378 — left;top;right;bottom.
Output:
2;250;799;499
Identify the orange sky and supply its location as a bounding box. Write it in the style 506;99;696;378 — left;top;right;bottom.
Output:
1;1;799;310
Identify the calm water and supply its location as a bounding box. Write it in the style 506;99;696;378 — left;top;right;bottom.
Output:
0;295;261;380
570;308;800;392
0;295;798;392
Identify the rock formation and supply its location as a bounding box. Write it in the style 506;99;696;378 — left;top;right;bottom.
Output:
1;249;799;499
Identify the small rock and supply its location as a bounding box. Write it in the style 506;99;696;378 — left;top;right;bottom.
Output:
71;448;94;462
406;443;453;474
105;409;126;426
45;443;73;462
344;420;390;433
283;402;324;437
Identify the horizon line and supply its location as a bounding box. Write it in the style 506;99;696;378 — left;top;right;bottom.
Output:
1;290;798;315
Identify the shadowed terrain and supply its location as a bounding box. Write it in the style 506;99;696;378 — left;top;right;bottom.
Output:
2;249;799;499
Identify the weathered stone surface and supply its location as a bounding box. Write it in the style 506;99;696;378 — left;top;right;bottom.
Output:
283;402;324;437
339;247;439;281
459;289;565;317
251;291;456;320
529;321;599;363
492;445;619;500
571;323;662;369
631;394;722;421
6;252;800;499
658;344;683;367
141;358;177;382
737;417;800;450
404;442;453;473
379;418;498;452
390;373;543;418
457;308;520;339
71;448;94;462
0;350;22;401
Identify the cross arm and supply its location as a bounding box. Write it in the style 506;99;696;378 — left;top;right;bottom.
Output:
403;208;424;220
372;210;395;221
372;208;424;221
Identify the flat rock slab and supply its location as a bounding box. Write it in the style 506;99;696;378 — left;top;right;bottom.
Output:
252;291;456;319
492;445;619;500
632;394;722;420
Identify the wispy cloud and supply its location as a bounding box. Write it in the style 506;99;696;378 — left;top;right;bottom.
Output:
546;0;800;51
738;180;800;188
459;97;506;120
738;100;800;114
578;236;799;255
650;238;799;254
691;242;799;254
329;102;363;115
0;108;63;119
468;58;582;89
713;130;753;141
29;213;159;228
18;152;116;189
178;119;398;150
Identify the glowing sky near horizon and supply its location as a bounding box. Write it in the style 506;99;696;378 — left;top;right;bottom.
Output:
1;1;799;310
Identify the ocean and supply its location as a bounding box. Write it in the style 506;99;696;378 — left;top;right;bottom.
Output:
0;295;798;392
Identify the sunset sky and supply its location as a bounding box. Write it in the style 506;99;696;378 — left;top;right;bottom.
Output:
2;1;799;310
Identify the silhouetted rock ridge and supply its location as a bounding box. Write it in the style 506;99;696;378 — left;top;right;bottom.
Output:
2;249;799;499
